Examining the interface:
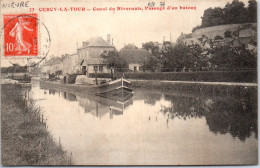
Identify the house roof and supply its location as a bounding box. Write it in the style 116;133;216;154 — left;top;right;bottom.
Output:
119;49;152;64
78;37;114;49
45;57;62;66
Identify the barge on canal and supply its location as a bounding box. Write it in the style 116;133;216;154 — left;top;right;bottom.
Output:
39;77;134;102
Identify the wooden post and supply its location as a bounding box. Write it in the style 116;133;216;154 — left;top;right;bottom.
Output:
110;68;113;80
95;69;98;85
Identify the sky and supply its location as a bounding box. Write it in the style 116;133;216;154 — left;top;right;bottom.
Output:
1;0;249;67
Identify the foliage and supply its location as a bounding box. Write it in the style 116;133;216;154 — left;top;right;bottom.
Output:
224;31;232;38
248;0;257;22
161;43;202;72
121;70;256;83
192;25;201;32
142;41;160;58
214;35;223;40
123;43;138;49
201;7;225;27
1;84;71;165
209;45;257;70
1;65;27;73
195;0;257;30
101;51;128;72
140;56;160;72
223;0;249;24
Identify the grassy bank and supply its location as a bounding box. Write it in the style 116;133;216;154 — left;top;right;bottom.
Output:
123;70;257;83
1;84;71;166
88;70;257;83
130;80;257;98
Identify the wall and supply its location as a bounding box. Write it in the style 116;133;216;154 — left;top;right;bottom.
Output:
129;63;141;71
42;65;51;74
78;47;115;60
87;65;109;73
192;23;257;39
62;54;79;74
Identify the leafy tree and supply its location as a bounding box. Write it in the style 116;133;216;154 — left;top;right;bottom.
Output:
224;31;233;38
101;51;128;72
210;45;257;70
142;41;160;58
141;56;159;72
123;44;138;49
201;7;225;27
161;44;202;72
215;35;224;40
192;25;201;32
248;0;257;22
196;0;256;29
223;0;249;24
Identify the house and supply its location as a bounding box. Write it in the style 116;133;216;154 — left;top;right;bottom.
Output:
62;53;79;75
41;57;62;78
119;49;152;71
49;57;62;75
77;35;115;75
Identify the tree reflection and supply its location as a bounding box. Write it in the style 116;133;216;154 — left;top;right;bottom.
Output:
160;93;257;142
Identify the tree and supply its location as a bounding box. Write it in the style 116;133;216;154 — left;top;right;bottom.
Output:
141;56;159;72
101;51;128;72
123;44;138;49
223;0;249;24
201;7;225;27
248;0;257;22
209;45;257;70
142;41;160;58
192;25;201;32
161;44;202;72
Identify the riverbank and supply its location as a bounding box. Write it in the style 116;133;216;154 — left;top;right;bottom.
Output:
130;79;257;98
1;84;72;166
38;78;257;102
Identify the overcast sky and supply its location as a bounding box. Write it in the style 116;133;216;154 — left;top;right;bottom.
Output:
1;0;248;66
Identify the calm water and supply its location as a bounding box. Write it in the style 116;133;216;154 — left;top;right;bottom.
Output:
29;80;257;165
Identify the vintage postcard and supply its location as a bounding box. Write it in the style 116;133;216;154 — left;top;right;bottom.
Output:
0;0;258;166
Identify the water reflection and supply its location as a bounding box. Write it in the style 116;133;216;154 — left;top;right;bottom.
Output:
156;92;257;142
41;86;257;142
30;81;257;165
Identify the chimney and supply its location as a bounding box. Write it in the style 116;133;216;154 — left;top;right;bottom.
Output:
107;34;111;44
112;38;114;45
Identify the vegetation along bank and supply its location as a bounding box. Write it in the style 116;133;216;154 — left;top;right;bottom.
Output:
1;84;72;166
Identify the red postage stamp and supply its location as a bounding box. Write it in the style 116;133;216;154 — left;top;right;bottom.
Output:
3;14;38;57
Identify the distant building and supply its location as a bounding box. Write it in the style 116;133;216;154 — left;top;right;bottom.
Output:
119;49;152;71
62;53;79;75
41;57;62;76
77;35;115;75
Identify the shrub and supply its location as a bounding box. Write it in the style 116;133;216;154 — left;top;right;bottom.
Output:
121;70;256;83
88;73;111;78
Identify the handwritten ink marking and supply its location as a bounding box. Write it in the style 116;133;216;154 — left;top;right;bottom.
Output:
1;1;29;8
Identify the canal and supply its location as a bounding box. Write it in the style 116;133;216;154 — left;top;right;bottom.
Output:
29;80;257;165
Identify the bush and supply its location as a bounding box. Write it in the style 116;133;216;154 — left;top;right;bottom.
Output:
88;73;112;78
121;70;256;83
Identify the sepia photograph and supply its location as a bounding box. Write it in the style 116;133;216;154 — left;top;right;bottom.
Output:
0;0;258;166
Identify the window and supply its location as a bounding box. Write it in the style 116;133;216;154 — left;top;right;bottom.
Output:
99;66;103;72
134;66;137;71
94;66;98;72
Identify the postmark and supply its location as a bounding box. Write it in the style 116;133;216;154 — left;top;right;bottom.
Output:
3;14;38;57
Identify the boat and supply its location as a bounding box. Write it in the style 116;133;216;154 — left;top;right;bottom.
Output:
39;77;134;101
96;78;134;101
